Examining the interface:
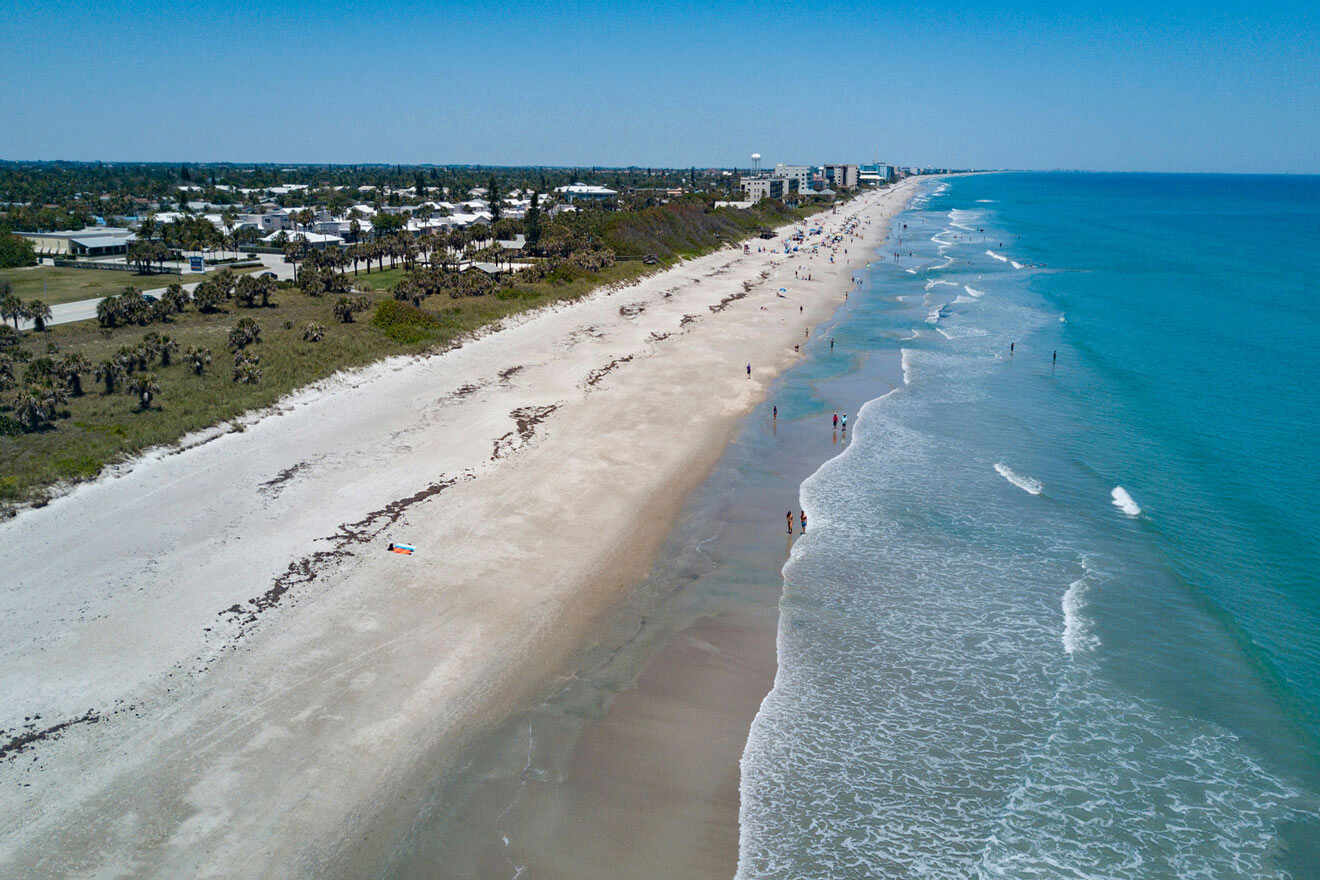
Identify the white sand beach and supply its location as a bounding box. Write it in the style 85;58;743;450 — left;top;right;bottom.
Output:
0;180;921;877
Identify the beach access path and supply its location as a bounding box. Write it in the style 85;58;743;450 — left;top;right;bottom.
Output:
0;180;921;877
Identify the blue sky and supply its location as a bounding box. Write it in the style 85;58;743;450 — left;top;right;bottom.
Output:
3;0;1317;172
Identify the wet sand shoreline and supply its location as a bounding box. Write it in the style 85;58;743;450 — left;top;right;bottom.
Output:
385;281;909;878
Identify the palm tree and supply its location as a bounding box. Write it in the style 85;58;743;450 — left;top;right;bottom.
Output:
185;346;212;375
221;209;238;260
0;288;23;330
257;273;277;307
56;352;91;396
156;335;179;366
96;295;122;328
94;358;126;393
234;274;261;308
127;373;161;409
193;280;224;313
163;283;188;313
11;383;66;431
24;300;52;332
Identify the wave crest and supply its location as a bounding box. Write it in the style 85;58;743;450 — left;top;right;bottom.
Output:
994;463;1043;495
1111;486;1141;516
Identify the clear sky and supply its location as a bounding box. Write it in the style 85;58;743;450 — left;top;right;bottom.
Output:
3;0;1317;172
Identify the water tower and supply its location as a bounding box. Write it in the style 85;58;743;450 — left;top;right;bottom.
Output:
751;153;762;175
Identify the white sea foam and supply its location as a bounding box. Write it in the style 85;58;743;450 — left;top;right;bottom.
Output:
925;279;957;291
953;295;975;305
925;303;950;325
963;285;985;298
905;267;917;274
901;348;914;384
976;199;996;203
986;250;1009;262
1011;260;1024;270
1062;563;1101;654
1111;486;1141;516
936;327;953;339
994;462;1043;495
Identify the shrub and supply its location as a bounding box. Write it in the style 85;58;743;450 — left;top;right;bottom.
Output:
332;295;370;323
227;317;261;350
370;299;446;344
232;350;261;384
302;321;325;342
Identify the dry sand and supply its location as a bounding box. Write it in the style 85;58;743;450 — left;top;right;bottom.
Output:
0;180;921;877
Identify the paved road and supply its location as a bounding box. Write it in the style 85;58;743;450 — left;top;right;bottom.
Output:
17;255;293;330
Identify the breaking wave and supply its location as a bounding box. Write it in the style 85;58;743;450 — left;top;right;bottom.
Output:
1111;486;1141;516
994;462;1043;495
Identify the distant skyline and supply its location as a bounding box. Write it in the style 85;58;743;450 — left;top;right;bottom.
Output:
4;0;1317;173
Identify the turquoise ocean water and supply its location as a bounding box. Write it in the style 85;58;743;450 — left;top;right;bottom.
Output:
737;173;1320;878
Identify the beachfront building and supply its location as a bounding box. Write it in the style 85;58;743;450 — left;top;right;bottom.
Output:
17;227;136;257
554;183;618;204
859;163;896;185
740;177;799;201
823;164;859;190
772;164;812;192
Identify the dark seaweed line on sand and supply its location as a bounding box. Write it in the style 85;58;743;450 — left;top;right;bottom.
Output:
4;478;460;765
584;355;635;388
221;476;459;628
1;710;100;763
491;405;560;461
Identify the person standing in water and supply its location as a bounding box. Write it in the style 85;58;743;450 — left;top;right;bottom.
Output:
773;405;778;419
830;337;835;350
1052;350;1057;365
786;510;794;535
746;362;751;378
800;510;807;533
842;413;848;432
1010;341;1015;355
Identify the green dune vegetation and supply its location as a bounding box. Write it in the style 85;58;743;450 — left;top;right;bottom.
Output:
0;193;841;513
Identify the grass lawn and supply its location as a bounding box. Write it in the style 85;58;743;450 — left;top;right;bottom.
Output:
0;264;262;306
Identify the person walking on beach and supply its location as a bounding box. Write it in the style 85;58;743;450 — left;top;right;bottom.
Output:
833;411;839;429
747;362;751;378
786;510;794;535
800;510;807;533
842;413;848;432
773;405;778;420
830;337;835;350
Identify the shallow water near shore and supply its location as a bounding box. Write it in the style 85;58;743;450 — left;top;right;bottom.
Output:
738;173;1320;878
373;243;900;877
